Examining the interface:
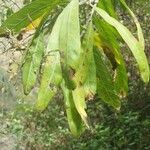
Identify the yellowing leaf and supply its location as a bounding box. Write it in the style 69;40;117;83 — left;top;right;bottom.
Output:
69;23;97;128
61;81;84;136
114;53;128;97
25;16;43;31
72;86;89;128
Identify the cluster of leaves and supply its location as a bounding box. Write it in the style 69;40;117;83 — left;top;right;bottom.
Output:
0;0;149;136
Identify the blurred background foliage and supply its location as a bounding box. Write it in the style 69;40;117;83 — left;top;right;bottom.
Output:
0;0;150;149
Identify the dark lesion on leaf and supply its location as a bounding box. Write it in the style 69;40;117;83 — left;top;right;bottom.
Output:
103;47;118;70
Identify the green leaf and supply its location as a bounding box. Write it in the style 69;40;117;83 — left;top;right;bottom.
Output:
94;18;121;65
95;7;149;83
61;82;84;136
69;23;97;127
98;0;117;18
22;11;53;95
82;23;97;97
47;0;81;70
94;48;121;109
36;52;62;111
0;0;66;34
114;53;128;97
120;0;145;49
22;33;44;95
46;0;81;90
75;22;96;97
94;18;128;96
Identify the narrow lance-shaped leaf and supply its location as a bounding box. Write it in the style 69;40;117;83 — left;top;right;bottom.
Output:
72;86;89;128
75;22;96;98
36;52;62;111
94;48;121;109
70;22;97;128
59;0;81;70
46;0;81;90
114;53;128;97
120;0;145;49
95;7;149;83
93;18;128;96
22;33;44;95
22;11;51;95
47;0;81;70
61;82;84;136
82;23;97;97
93;18;121;65
0;0;66;34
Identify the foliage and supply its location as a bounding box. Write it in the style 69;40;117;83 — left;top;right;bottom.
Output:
0;0;149;136
1;97;149;149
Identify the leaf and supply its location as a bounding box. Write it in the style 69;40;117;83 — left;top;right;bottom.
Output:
47;0;81;70
25;15;43;31
95;7;149;83
82;23;97;97
98;0;117;18
120;0;145;49
94;48;121;109
69;22;96;128
0;0;66;34
36;52;62;111
22;33;44;95
114;53;128;97
75;22;96;98
22;10;53;95
72;86;89;128
94;18;120;65
94;18;128;96
46;0;81;90
61;82;84;136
